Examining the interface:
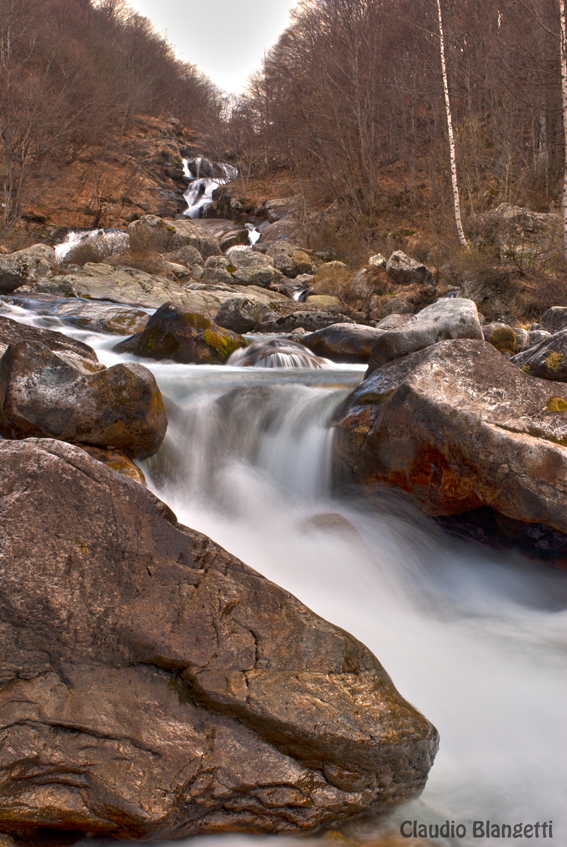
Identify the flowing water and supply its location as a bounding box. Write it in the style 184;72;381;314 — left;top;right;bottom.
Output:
1;298;566;847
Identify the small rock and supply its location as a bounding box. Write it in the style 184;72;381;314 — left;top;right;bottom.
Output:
385;251;434;285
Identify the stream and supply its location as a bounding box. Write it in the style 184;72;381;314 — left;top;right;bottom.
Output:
1;297;566;847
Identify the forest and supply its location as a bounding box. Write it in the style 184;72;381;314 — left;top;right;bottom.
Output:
1;0;566;261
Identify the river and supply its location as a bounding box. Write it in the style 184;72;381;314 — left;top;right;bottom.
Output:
1;297;566;847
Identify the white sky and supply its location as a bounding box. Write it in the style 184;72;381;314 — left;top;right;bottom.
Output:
125;0;300;94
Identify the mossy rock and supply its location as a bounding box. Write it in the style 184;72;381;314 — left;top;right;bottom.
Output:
133;302;246;364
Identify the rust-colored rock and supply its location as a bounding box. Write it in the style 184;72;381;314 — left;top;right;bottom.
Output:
116;302;246;364
334;339;567;533
80;445;146;485
0;340;166;458
0;439;438;840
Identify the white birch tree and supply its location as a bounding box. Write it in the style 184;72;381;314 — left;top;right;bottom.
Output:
436;0;468;248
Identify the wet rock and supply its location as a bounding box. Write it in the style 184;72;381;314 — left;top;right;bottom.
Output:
9;296;150;335
0;313;99;367
0;340;167;459
366;299;483;375
511;328;567;381
128;214;222;258
482;322;518;355
541;306;567;334
0;438;438;839
215;297;268;333
228;338;327;368
334;339;567;534
0;244;55;294
219;228;250;251
304;324;385;363
119;302;245;364
385;252;434;286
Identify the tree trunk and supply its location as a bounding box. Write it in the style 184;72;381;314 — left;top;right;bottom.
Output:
436;0;468;248
560;0;567;259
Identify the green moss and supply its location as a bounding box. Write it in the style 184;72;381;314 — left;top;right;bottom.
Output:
205;328;243;359
358;389;395;405
143;325;179;357
547;396;567;412
545;350;565;372
226;264;237;273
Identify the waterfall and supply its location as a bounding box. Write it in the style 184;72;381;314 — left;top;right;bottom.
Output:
2;297;566;846
183;156;238;219
55;228;129;263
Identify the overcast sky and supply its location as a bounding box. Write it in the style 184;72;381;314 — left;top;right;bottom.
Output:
126;0;300;94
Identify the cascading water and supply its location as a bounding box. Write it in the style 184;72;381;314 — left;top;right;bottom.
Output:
1;296;566;847
55;228;129;263
183;156;238;219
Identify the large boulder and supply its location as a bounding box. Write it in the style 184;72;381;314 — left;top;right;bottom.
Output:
366;298;483;375
304;324;385;363
215;297;269;333
0;341;166;459
117;302;246;364
128;214;222;258
385;252;434;286
511;328;567;381
0;244;55;294
334;339;567;533
0;438;438;839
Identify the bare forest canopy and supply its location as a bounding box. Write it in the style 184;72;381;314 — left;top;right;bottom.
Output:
0;0;222;228
227;0;566;238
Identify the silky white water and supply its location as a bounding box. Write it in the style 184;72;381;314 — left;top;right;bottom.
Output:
1;298;566;847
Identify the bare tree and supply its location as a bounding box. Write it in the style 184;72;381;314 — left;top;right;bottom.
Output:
560;0;567;258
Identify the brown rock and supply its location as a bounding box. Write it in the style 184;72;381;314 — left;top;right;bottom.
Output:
304;324;385;363
0;341;167;459
0;313;99;367
80;445;146;485
0;439;438;839
334;339;567;532
118;302;246;364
